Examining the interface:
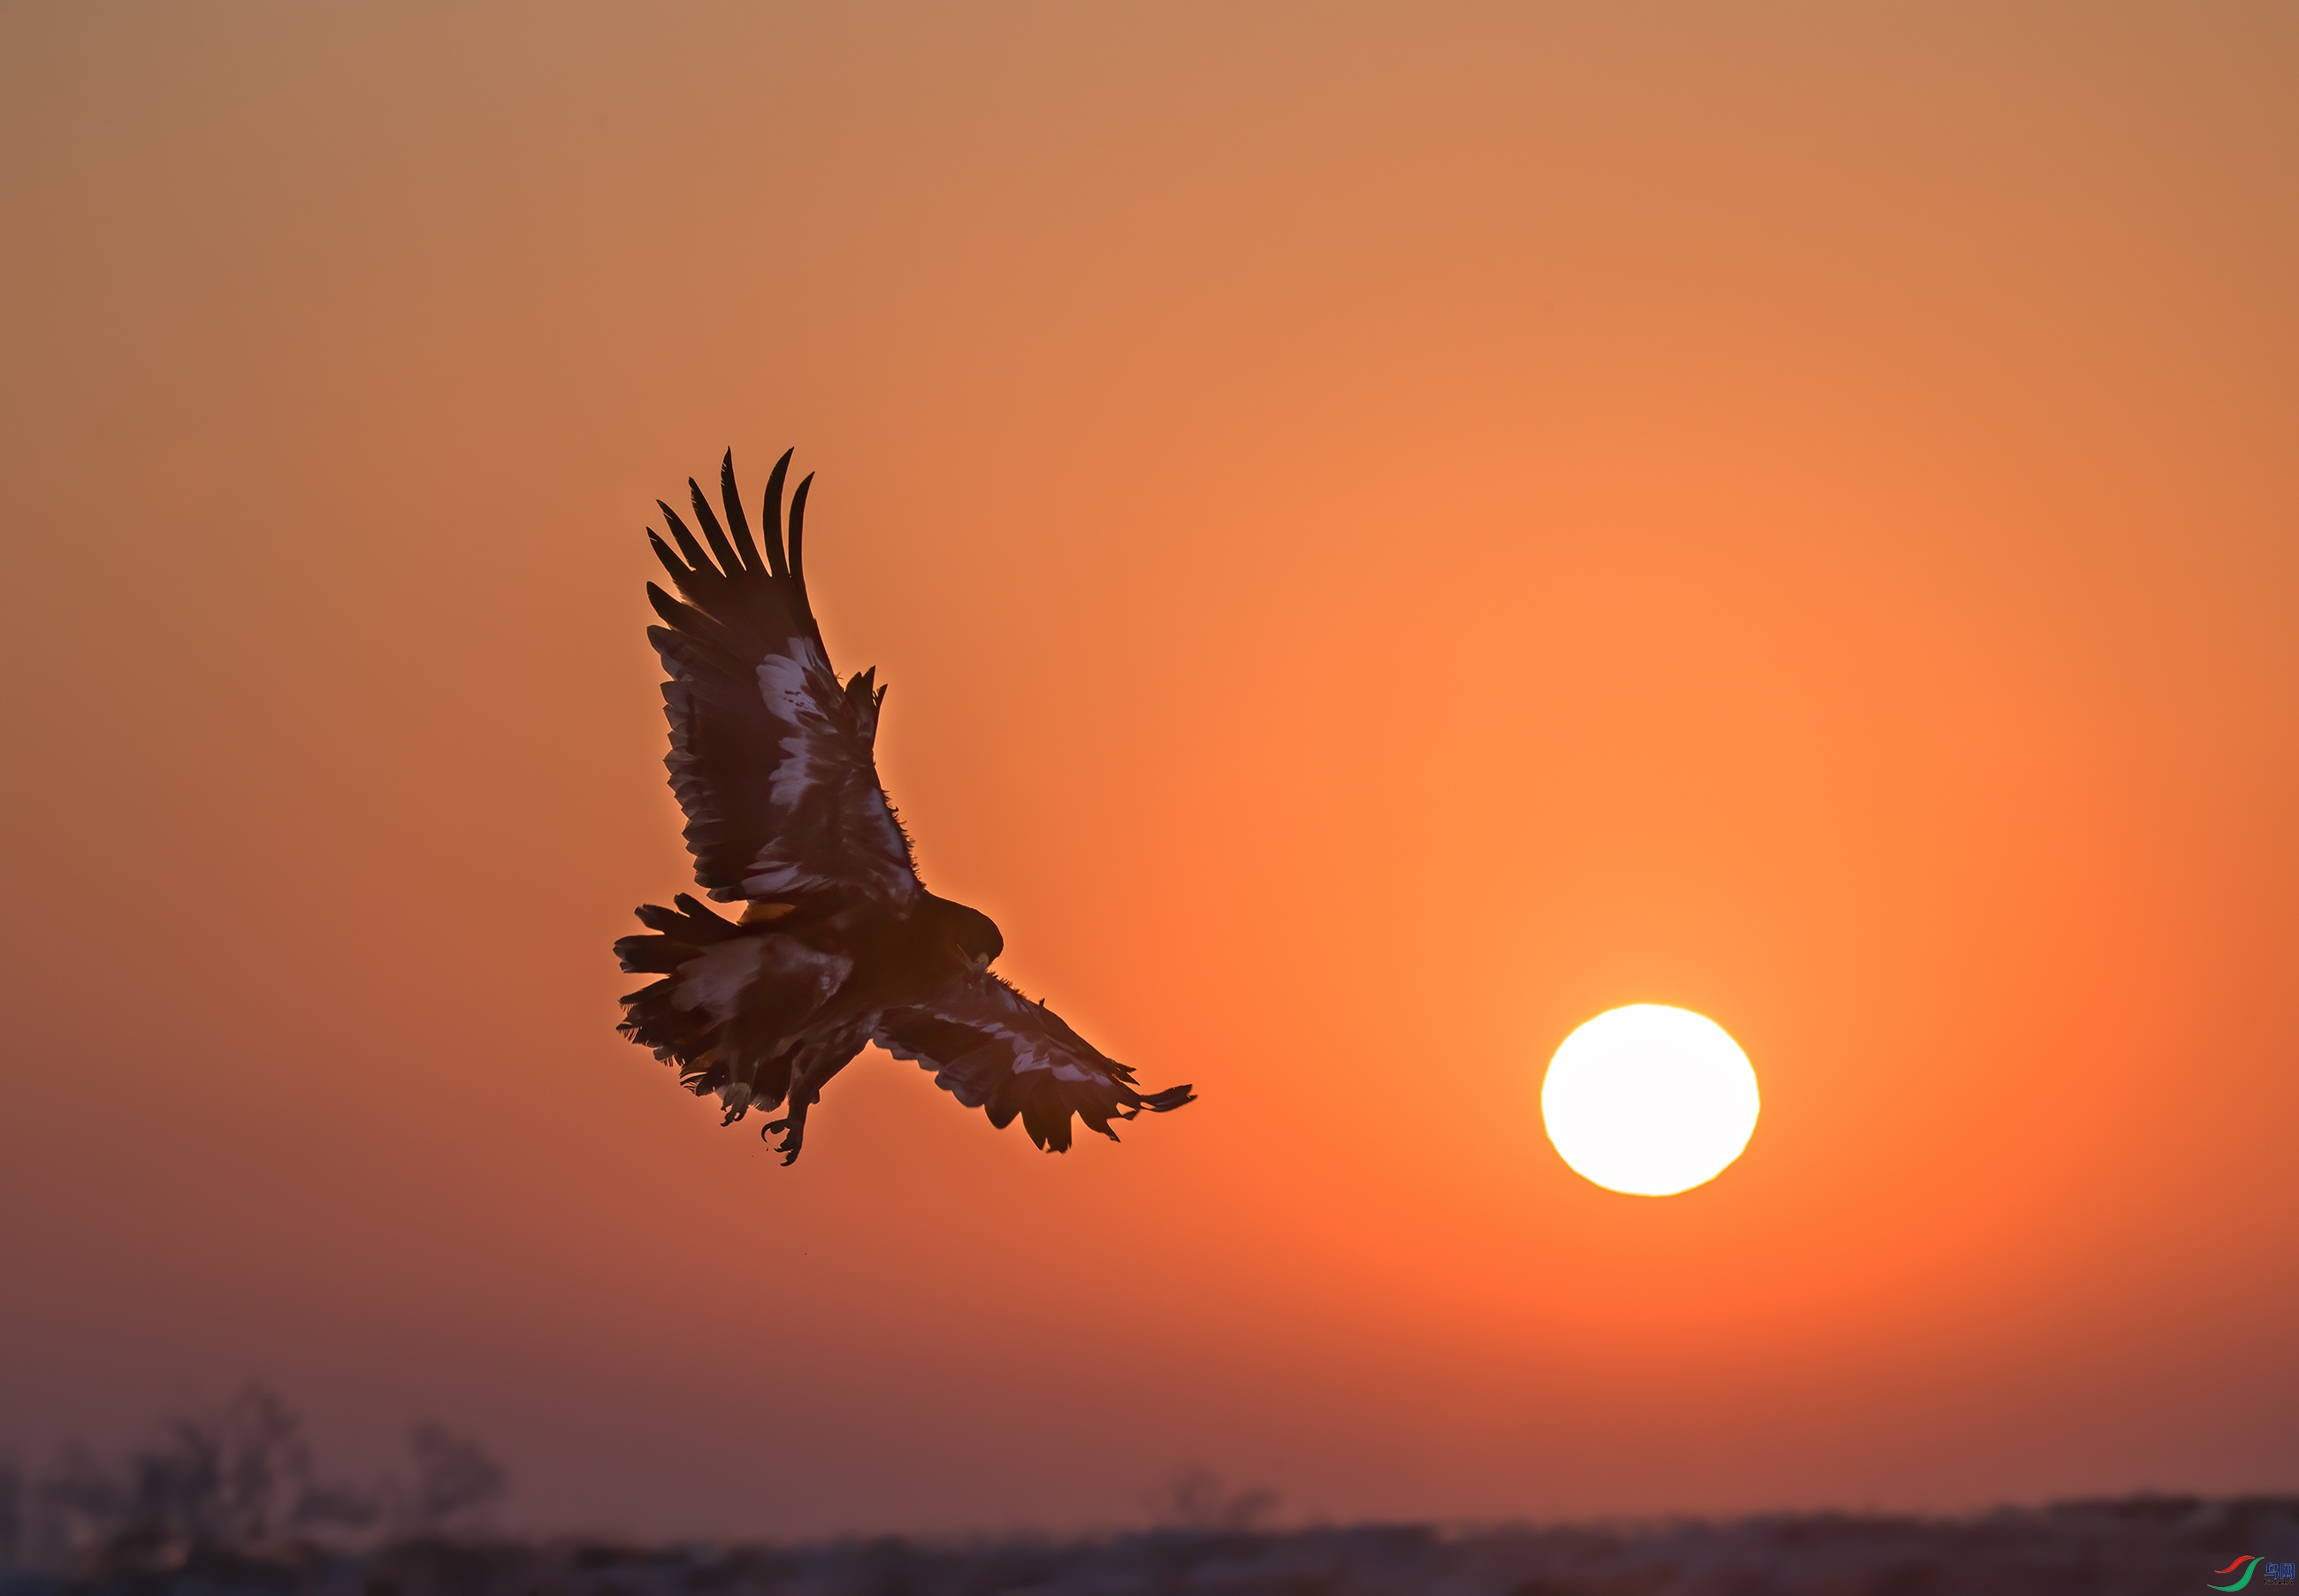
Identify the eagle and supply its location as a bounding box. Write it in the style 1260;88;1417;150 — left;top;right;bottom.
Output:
614;450;1195;1163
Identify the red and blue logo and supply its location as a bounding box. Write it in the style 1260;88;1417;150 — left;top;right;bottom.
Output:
2211;1555;2296;1590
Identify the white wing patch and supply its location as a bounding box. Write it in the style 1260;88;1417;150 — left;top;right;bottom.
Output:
875;989;1119;1103
754;647;824;809
722;640;914;905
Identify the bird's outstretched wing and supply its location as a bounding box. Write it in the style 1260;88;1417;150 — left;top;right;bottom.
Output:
643;450;920;907
874;976;1196;1152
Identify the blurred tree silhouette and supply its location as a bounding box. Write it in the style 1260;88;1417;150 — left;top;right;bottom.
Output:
406;1424;506;1533
9;1387;503;1573
1151;1466;1279;1532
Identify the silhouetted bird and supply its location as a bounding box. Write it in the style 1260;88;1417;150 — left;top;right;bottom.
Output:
615;450;1195;1163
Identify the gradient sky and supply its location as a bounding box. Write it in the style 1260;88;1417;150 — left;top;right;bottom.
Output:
4;0;2297;1541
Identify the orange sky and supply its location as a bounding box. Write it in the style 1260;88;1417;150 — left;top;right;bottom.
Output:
3;0;2296;1539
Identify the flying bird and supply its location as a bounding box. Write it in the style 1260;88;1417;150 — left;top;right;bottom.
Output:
615;450;1195;1163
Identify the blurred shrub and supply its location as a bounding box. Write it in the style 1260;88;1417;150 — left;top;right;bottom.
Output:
3;1386;504;1575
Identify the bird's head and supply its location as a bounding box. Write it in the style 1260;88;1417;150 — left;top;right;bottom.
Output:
928;895;1004;972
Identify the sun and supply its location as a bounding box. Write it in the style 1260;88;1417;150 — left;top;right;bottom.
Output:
1541;1004;1760;1196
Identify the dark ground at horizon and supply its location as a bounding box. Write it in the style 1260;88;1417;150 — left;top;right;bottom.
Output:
6;1494;2297;1596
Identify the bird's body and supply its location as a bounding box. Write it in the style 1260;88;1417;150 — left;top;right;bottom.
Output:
615;450;1193;1162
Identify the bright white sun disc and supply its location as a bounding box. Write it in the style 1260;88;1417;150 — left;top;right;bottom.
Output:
1541;1004;1759;1196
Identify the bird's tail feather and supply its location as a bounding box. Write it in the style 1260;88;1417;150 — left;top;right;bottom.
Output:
614;894;766;1109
